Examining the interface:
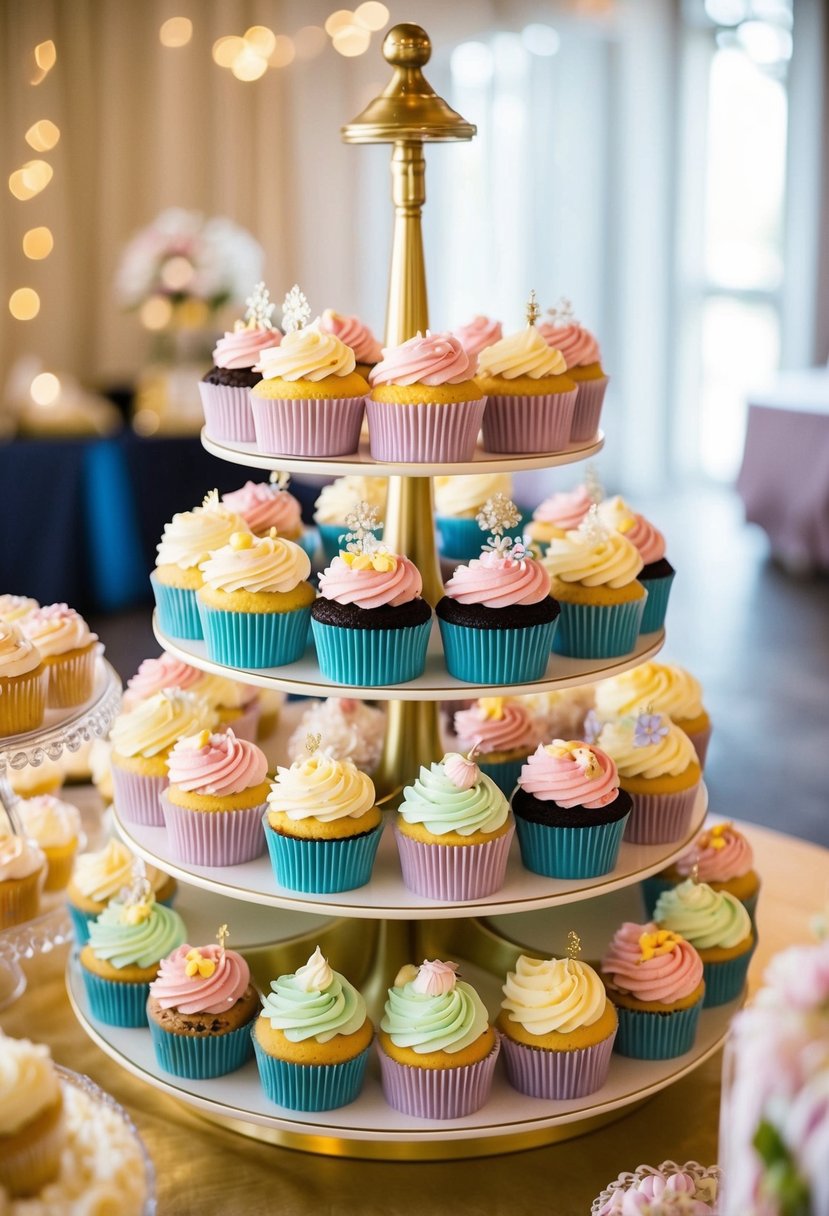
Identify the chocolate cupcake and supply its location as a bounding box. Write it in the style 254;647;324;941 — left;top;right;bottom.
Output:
199;282;281;443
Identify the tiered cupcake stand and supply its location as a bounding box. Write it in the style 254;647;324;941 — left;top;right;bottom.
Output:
67;25;741;1159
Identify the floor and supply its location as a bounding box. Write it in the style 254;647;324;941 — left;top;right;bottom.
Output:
90;484;829;848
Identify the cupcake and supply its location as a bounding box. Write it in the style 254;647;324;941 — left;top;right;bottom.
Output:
124;655;261;742
537;302;608;442
643;821;761;923
89;738;114;806
596;712;701;845
79;886;187;1027
395;750;513;901
250;287;369;457
476;294;577;454
222;475;303;541
0;835;46;929
7;757;63;799
378;959;499;1119
453;696;539;795
16;795;82;892
653;878;754;1007
287;697;386;775
318;308;383;380
264;741;382;893
161;729;270;866
151;490;247;640
199;281;280;443
197;529;314;669
0;622;47;737
451;314;503;361
147;927;259;1079
366;330;485;463
434;472;519;561
593;661;712;767
18;604;98;709
67;839;176;944
599;496;674;633
527;476;600;547
0;1036;64;1199
498;944;618;1099
437;494;559;683
313;475;387;564
110;689;217;827
255;689;284;740
253;946;373;1111
512;740;632;879
542;509;646;659
310;503;431;686
0;594;38;623
600;921;705;1058
592;1160;722;1215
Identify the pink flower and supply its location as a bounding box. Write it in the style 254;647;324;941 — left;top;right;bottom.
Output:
411;960;458;997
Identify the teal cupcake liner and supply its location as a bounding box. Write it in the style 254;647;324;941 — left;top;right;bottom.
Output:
514;812;629;879
80;966;150;1027
612;998;703;1059
149;1017;255;1079
263;814;383;893
198;602;311;669
477;756;526;798
437;514;526;562
297;531;319;561
702;950;753;1008
318;523;382;565
438;618;557;684
311;618;430;686
640;874;674;919
253;1035;370;1111
639;572;675;633
150;574;202;640
552;595;646;660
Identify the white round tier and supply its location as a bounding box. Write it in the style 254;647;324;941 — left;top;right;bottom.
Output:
201;428;605;477
112;783;707;920
154;616;665;701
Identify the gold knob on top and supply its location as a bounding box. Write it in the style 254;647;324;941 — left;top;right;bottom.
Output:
383;23;431;67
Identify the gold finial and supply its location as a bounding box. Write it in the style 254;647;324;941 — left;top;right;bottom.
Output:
217;923;229;955
526;290;541;327
305;732;321;756
566;930;582;960
691;862;700;885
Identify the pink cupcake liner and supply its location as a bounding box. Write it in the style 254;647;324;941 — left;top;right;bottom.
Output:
394;823;514;901
481;390;577;454
111;764;168;827
365;397;486;463
198;382;256;443
251;394;365;457
622;782;700;845
378;1036;500;1119
218;699;260;743
569;376;608;442
161;793;266;866
683;724;712;768
500;1028;616;1099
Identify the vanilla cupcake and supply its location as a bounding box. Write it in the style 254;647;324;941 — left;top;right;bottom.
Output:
0;594;38;624
654;878;754;1007
642;820;760;923
19;604;98;708
124;655;261;742
537;306;608;442
199;282;280;443
0;835;46;929
287;698;386;775
598;496;674;633
453;696;539;795
16;795;83;891
7;757;63;799
313;474;387;563
593;661;712;766
0;1036;64;1199
67;838;176;943
434;472;520;561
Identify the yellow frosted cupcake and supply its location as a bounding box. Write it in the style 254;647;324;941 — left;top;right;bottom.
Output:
0;622;47;736
20;604;99;708
16;794;83;892
67;838;176;943
0;835;46;929
594;660;712;766
434;472;520;560
313;474;388;563
0;1036;64;1199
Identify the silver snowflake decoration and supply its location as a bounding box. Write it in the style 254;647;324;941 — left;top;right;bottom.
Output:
584;463;604;504
476;492;521;537
577;503;609;545
343;501;383;556
244;281;276;330
282;284;311;333
546;296;577;325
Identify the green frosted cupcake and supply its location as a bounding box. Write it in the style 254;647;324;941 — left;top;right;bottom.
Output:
653;878;754;1008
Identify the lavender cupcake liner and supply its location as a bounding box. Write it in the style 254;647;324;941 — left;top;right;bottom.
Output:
639;572;675;633
612;998;703;1059
198;601;311;669
149;1017;255;1079
310;618;431;687
569;376;608;442
500;1028;616;1099
150;573;202;641
481;390;577;455
477;756;526;798
683;724;712;767
218;699;260;742
317;523;382;565
365;396;486;463
198;381;256;443
111;764;167;827
263;815;383;893
251;394;365;458
701;950;753;1008
378;1037;500;1119
552;596;646;660
438;617;557;684
253;1036;370;1111
81;967;151;1028
514;812;629;879
436;513;526;562
161;793;267;866
622;783;699;845
394;824;514;901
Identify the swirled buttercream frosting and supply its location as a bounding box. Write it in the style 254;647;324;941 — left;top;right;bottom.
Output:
597;718;696;780
267;752;375;823
150;942;250;1013
21;603;97;656
477;325;567;380
0;595;38;623
317;552;422;609
0;1037;60;1135
598;497;666;565
654;879;752;950
255;321;356;381
313;475;387;525
167;729;268;796
434;473;513;518
156;496;247;571
601;921;704;1004
443;548;551;607
319;310;382;364
501;954;608;1035
222;481;302;536
124;654;203;707
199;531;311;595
543;526;643;588
286;698;385;772
260;947;367;1043
675;822;753;883
88;898;187;969
71;839;169;903
369;331;473;386
451;315;503;359
594;663;704;723
399;756;509;837
18;795;81;847
0;834;45;880
453;698;536;755
213;325;279;370
536;320;601;368
0;621;42;676
110;690;217;759
518;741;620;808
532;486;594;532
381;960;490;1053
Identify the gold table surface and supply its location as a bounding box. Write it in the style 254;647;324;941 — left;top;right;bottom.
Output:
2;820;826;1216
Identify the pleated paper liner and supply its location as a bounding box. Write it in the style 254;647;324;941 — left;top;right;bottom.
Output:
317;523;383;565
436;513;526;563
477;755;526;798
378;1037;501;1119
568;376;608;443
262;814;383;894
253;1036;370;1111
251;394;365;458
161;793;267;866
481;390;576;454
0;1097;64;1200
111;765;168;827
438;617;558;683
638;571;675;633
365;396;486;462
513;812;630;880
611;998;703;1060
682;723;712;768
198;382;257;443
310;618;431;687
500;1028;616;1099
622;783;699;845
0;868;44;930
198;602;311;669
45;644;97;708
80;967;151;1028
394;824;514;901
42;838;81;892
552;595;646;660
0;667;48;734
150;574;202;640
149;1018;255;1080
700;949;753;1008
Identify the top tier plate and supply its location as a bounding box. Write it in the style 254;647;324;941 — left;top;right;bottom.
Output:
200;428;605;477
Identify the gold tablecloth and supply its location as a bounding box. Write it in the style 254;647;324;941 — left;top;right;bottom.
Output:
2;821;825;1215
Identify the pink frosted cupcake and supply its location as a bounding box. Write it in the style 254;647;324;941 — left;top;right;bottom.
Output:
538;302;608;442
21;604;99;708
598;496;675;633
367;331;485;463
528;479;600;547
123;654;260;743
161;729;270;866
453;696;539;796
319;309;383;380
199;282;280;443
643;821;760;922
451;315;503;361
222;476;302;541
